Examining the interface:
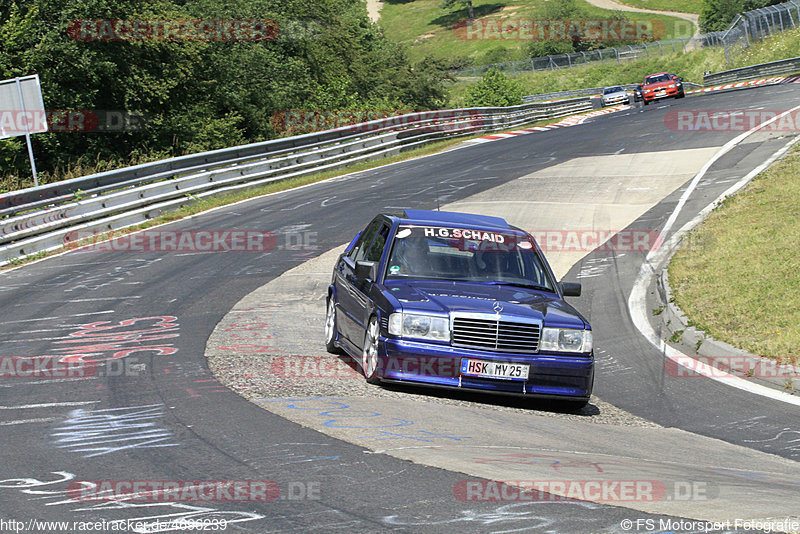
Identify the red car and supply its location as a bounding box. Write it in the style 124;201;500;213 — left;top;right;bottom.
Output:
641;72;685;105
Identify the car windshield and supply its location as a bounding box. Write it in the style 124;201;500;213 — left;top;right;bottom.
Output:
645;74;671;84
385;225;555;291
604;86;623;94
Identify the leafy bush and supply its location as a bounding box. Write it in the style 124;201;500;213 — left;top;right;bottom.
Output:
0;0;452;187
700;0;785;33
463;68;523;107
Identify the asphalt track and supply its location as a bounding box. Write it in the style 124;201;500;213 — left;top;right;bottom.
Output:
1;84;799;533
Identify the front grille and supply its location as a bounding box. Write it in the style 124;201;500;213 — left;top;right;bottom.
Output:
452;316;540;353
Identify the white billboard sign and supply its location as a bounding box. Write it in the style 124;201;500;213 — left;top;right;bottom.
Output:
0;75;48;139
0;75;47;186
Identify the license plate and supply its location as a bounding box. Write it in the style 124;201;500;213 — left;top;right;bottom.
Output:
656;90;666;95
461;359;529;380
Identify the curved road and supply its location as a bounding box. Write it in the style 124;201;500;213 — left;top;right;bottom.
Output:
584;0;699;36
1;85;799;532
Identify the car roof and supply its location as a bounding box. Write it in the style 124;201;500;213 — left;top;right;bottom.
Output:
391;209;512;230
645;72;670;78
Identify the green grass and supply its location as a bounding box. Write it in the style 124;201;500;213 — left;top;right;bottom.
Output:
668;145;800;365
446;25;800;105
448;45;726;104
380;0;695;65
611;0;703;15
731;26;800;66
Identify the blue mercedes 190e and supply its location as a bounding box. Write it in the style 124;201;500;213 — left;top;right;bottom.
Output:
325;209;594;408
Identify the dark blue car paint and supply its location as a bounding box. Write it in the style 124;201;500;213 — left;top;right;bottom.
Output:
327;210;594;403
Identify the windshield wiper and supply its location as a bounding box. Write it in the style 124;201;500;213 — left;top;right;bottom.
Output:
482;281;555;293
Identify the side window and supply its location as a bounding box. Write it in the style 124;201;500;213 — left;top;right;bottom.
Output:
365;224;390;263
351;220;381;262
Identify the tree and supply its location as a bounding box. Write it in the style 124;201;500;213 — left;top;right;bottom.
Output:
700;0;785;33
0;0;453;184
441;0;474;22
463;68;523;107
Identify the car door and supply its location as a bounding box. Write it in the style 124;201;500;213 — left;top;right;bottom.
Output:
350;222;391;349
334;219;381;344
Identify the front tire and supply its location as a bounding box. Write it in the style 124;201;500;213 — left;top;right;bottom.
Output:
361;316;381;385
325;298;340;354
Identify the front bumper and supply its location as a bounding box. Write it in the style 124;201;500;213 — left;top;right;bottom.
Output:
602;95;630;106
643;87;680;101
381;338;594;399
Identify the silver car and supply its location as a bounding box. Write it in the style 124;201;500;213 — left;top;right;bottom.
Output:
601;86;631;107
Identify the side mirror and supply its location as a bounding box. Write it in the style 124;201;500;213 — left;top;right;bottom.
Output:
560;282;582;297
355;260;378;283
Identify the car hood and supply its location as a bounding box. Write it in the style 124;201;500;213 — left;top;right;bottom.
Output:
383;279;587;329
643;80;674;90
603;91;627;98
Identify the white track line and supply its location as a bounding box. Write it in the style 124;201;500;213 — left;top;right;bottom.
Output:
0;401;98;409
629;104;800;406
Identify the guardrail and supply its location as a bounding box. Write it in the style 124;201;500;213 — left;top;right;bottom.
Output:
523;81;703;103
703;56;800;85
0;98;592;265
524;88;609;102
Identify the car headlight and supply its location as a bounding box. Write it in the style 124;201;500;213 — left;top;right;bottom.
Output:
668;84;675;88
540;327;592;353
388;312;450;342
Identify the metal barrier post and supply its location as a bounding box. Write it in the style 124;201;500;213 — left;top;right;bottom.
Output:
743;15;751;46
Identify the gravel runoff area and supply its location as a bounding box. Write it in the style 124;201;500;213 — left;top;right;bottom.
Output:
207;245;660;428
